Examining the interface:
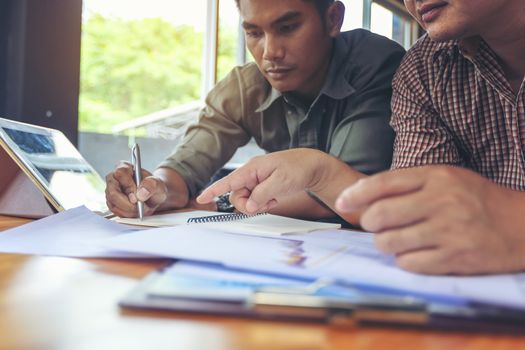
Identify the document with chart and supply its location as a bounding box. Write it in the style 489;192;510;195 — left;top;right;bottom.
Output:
99;224;525;311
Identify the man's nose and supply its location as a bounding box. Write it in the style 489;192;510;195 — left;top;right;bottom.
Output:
263;35;285;61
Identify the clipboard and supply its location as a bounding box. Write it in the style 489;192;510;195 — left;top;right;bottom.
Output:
119;261;525;333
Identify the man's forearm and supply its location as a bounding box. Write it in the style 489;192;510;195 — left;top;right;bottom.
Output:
153;167;190;210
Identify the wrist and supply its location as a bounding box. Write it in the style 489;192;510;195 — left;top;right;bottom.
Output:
153;168;189;209
307;152;347;194
306;153;364;218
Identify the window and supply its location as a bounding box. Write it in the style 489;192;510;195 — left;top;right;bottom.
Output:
80;0;207;134
370;1;418;48
217;0;242;82
341;0;364;31
341;0;419;49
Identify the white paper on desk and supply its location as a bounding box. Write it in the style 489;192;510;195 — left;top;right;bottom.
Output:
0;206;150;258
98;224;304;266
99;226;525;309
116;210;341;235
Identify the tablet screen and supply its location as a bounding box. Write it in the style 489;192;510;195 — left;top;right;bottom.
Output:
0;118;109;214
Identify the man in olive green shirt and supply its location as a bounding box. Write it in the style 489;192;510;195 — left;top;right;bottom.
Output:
105;0;405;219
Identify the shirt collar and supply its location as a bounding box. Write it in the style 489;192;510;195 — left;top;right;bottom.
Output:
320;34;356;100
458;36;482;60
431;35;483;63
255;34;355;113
255;86;282;113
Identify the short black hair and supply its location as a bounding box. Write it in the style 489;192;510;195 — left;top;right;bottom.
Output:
234;0;335;16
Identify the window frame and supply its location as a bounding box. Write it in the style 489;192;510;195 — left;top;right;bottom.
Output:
367;0;419;48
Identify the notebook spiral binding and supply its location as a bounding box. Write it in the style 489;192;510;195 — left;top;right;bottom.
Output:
187;212;267;224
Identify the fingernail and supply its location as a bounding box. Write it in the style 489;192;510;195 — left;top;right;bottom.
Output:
335;191;353;212
196;193;210;204
128;193;137;204
137;188;150;200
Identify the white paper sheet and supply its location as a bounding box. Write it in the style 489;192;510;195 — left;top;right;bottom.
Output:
98;224;303;266
0;206;149;258
99;226;525;309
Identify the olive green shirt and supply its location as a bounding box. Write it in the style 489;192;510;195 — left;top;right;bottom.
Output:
159;29;405;197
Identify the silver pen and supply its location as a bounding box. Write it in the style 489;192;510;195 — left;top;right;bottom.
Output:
131;143;144;220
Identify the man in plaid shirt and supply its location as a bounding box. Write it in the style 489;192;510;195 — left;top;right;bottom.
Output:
199;0;525;275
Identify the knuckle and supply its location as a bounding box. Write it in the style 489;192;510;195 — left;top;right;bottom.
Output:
396;255;425;273
361;203;389;231
432;166;455;180
113;168;128;180
447;248;479;274
251;154;265;163
142;177;157;189
436;192;479;222
375;233;397;253
106;191;123;204
436;191;468;212
366;174;388;192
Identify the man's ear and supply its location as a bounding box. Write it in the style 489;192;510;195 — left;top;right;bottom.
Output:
325;1;345;37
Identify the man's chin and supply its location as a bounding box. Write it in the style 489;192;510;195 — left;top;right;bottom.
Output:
268;81;295;93
426;25;469;42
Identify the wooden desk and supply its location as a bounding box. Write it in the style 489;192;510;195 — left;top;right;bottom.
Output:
1;215;524;350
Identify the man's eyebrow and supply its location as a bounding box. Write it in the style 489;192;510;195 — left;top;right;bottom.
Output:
241;21;258;30
241;11;302;30
271;11;302;26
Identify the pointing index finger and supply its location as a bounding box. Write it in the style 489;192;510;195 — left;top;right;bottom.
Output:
197;178;235;204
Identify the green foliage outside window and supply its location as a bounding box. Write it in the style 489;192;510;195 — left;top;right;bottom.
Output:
80;15;238;134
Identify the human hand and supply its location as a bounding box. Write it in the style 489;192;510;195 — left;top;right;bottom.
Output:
197;149;339;214
105;161;168;218
336;166;525;275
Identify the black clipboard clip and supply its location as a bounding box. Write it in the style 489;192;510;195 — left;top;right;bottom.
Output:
249;278;525;333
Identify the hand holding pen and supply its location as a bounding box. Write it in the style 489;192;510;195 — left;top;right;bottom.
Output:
105;145;170;218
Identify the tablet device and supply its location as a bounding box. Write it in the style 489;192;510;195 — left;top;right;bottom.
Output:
0;117;110;217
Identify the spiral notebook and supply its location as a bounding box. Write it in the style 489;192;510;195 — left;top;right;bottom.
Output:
115;210;341;236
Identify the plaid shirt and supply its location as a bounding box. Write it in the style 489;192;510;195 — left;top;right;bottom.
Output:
391;34;525;190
